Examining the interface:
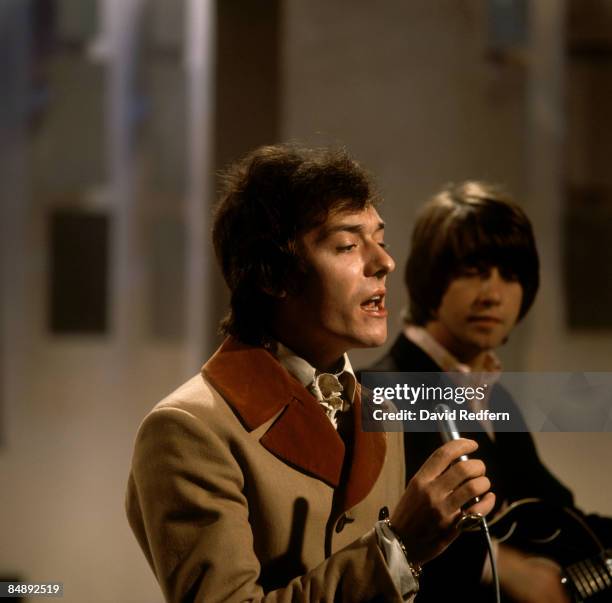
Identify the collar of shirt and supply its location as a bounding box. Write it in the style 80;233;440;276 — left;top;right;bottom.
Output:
404;324;501;438
404;324;502;376
273;341;356;429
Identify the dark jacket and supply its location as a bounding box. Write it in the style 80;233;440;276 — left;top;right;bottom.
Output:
361;334;578;602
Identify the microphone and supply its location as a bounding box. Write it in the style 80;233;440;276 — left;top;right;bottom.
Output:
434;403;501;603
434;403;481;524
435;402;470;461
435;403;501;603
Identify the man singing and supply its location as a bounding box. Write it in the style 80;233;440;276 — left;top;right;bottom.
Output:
125;147;494;602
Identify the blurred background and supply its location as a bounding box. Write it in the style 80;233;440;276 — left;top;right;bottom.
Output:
1;1;611;601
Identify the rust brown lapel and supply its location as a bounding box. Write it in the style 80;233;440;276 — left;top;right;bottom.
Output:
203;337;386;505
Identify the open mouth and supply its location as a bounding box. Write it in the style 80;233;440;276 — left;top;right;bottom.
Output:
361;294;386;314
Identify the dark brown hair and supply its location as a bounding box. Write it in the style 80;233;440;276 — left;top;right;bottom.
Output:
213;144;378;344
405;181;539;325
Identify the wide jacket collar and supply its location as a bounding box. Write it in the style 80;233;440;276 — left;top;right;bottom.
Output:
203;337;386;511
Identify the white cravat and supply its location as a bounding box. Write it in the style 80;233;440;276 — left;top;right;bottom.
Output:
308;372;353;428
274;341;356;429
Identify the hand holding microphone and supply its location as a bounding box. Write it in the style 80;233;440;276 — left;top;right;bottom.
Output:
390;432;495;566
435;402;485;527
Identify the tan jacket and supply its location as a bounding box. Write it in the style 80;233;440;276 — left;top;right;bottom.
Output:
126;337;413;602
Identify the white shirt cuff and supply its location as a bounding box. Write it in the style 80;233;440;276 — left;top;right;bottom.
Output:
375;520;419;600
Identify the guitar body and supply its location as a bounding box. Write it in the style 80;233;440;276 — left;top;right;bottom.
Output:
483;499;612;602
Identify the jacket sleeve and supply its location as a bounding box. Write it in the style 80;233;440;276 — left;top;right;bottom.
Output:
126;406;415;603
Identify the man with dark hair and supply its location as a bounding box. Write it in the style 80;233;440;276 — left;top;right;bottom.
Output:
125;148;495;603
366;181;611;602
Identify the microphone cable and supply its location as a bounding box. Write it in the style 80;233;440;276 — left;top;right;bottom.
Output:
481;515;501;603
457;512;501;603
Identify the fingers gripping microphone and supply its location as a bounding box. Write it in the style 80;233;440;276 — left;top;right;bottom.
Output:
434;404;480;529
